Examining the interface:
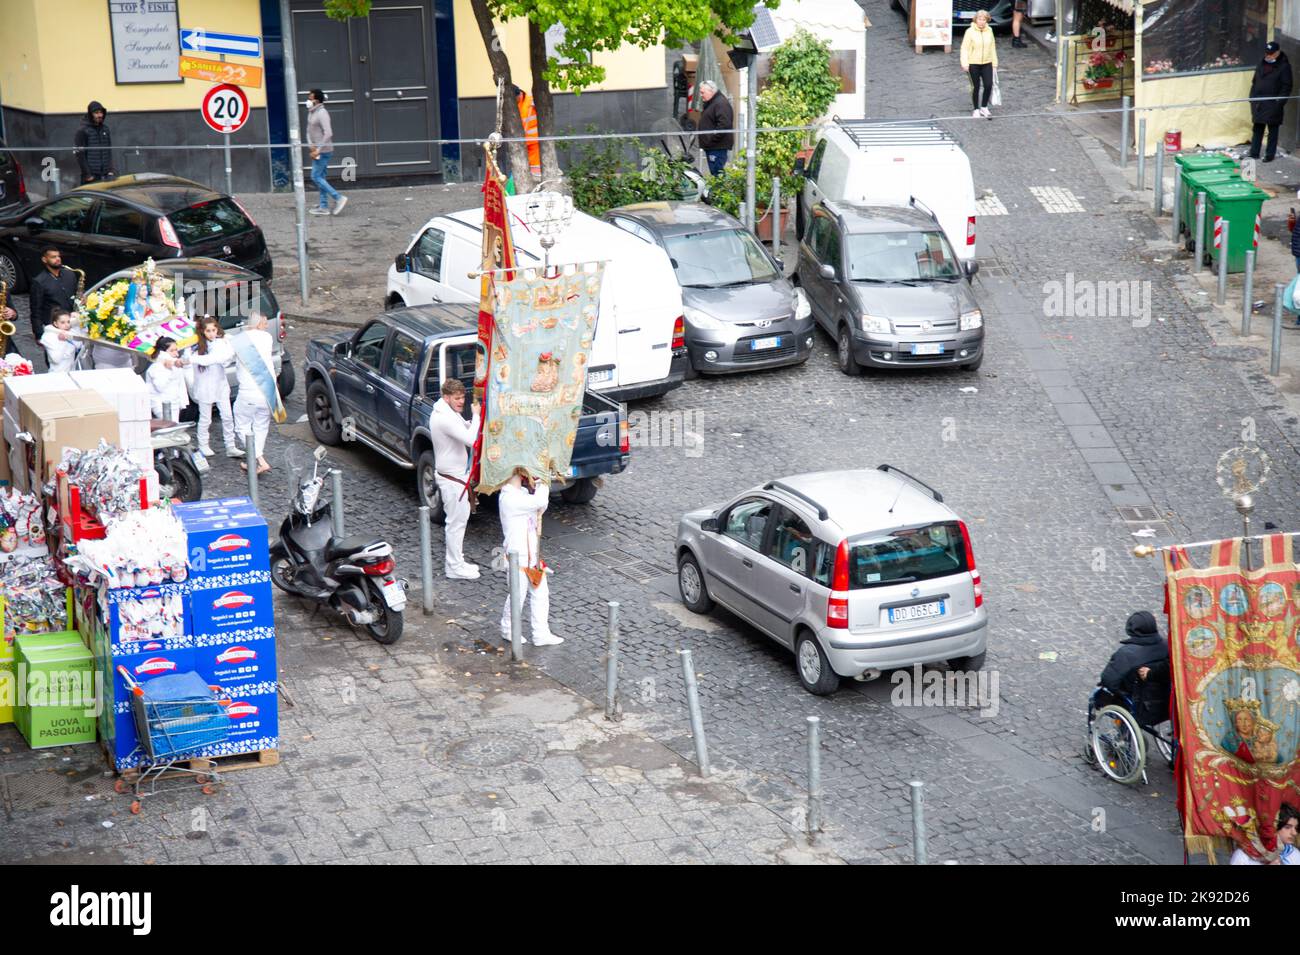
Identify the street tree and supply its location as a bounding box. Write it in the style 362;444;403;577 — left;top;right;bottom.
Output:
323;0;763;192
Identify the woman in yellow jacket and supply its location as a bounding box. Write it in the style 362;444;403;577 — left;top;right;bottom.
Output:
960;11;999;119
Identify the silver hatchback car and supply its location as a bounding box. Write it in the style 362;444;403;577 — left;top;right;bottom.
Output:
675;466;988;694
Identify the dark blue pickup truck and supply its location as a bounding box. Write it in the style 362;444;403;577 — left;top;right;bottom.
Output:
303;304;630;520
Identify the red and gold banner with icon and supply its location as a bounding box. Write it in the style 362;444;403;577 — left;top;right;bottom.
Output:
1165;535;1300;862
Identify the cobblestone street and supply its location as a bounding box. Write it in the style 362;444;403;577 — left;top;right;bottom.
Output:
7;0;1300;865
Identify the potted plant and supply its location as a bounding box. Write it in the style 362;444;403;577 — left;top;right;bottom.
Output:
766;29;842;159
708;86;806;239
1083;52;1121;89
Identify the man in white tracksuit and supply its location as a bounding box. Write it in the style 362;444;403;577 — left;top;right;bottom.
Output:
498;470;563;646
232;312;276;474
429;378;480;579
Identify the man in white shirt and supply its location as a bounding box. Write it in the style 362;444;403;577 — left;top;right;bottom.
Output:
232;312;277;475
498;469;563;646
429;378;480;579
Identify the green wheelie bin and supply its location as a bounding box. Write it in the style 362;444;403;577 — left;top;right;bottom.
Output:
1204;179;1268;273
1181;167;1241;241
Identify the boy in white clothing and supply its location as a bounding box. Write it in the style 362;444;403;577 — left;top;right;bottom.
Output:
498;468;563;647
40;310;82;372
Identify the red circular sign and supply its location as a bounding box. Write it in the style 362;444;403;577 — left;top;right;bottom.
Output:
201;84;249;134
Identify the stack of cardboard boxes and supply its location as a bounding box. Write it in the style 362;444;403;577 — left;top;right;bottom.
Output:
13;631;96;749
89;498;279;771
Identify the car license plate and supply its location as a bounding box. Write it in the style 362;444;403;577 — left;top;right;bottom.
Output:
911;342;944;356
889;601;945;624
381;579;406;610
587;368;614;386
751;336;782;351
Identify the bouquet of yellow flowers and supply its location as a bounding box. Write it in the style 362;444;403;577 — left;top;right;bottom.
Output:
79;281;133;342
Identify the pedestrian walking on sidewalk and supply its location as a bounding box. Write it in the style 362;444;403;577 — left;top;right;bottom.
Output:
961;11;999;120
1249;43;1293;164
429;378;481;580
498;468;564;647
307;89;347;216
1011;1;1028;48
73;101;115;184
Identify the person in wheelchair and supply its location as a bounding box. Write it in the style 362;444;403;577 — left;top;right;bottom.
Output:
1097;611;1171;729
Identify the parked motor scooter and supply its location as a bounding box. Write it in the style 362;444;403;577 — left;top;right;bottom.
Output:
269;446;406;644
151;419;204;503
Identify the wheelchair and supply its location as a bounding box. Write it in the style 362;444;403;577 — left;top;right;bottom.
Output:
1086;686;1177;785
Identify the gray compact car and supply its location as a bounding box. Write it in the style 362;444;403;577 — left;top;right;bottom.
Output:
797;201;984;374
604;202;815;376
675;466;988;695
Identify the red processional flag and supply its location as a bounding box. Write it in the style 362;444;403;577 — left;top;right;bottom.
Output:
470;156;517;489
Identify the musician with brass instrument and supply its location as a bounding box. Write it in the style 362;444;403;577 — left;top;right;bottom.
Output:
0;279;20;358
28;246;81;347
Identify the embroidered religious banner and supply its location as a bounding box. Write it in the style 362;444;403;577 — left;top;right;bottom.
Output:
1165;535;1300;863
469;154;517;489
476;263;605;494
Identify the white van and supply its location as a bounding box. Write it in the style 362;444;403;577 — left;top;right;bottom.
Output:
798;120;978;264
386;197;687;402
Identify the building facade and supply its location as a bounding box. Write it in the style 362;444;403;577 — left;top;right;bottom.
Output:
0;0;668;194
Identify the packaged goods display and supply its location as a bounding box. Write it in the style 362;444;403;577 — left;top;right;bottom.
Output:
59;441;148;522
0;487;45;557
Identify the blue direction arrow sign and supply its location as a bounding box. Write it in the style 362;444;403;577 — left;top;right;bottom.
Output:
180;29;262;59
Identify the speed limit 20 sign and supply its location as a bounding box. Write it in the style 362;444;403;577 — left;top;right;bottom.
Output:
201;83;250;134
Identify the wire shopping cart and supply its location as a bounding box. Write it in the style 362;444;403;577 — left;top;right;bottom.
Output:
115;666;230;812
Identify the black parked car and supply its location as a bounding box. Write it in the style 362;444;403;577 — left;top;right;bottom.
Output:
0;140;30;220
0;174;271;293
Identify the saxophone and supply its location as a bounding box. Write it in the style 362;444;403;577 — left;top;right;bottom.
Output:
0;281;13;356
71;267;86;301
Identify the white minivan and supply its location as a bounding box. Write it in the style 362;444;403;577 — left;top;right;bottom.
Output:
798;120;978;264
386;198;687;402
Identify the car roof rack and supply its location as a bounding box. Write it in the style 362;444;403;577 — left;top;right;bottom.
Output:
764;481;829;520
908;196;937;221
876;464;944;503
833;119;958;150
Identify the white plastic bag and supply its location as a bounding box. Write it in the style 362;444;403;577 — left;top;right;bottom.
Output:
989;69;1003;107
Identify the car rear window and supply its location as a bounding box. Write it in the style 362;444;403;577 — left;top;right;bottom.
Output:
184;281;277;330
168;198;253;245
847;522;968;589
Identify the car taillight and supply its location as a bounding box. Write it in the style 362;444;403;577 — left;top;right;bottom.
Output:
231;195;257;226
959;520;982;608
277;310;287;341
827;539;850;629
158;216;182;249
672;316;685;350
619;417;630;453
362;558;395;576
966;215;976;246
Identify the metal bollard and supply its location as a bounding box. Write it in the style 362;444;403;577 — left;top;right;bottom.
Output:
1242;249;1256;336
1119;96;1131;168
605;601;620;721
1272;284;1285;376
678;648;710;777
1153;142;1165;217
807;715;822;843
1136;118;1146;190
1171;167;1182;241
1216;219;1230;306
331;468;345;537
771;177;782;260
243;429;259;509
739;201;748;232
418;505;434;614
1194;192;1207;273
909;780;928;865
508;551;524;661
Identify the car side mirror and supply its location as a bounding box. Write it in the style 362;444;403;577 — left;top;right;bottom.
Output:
23;216;44;230
670;258;679;269
819;264;836;281
701;516;719;533
395;252;411;273
775;258;785;271
964;259;980;278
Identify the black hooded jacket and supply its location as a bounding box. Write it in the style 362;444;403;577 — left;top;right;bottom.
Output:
1100;611;1170;725
1250;53;1293;126
73;101;113;178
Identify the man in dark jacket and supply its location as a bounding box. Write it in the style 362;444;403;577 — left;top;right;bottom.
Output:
73;101;115;183
696;81;735;177
1099;610;1171;727
28;246;79;347
1249;43;1292;163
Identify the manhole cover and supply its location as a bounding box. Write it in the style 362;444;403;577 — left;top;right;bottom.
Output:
1202;346;1263;362
587;549;672;583
2;769;116;814
444;733;540;769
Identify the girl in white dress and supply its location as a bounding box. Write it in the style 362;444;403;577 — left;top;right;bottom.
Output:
188;316;237;457
146;336;190;420
40;310;82;372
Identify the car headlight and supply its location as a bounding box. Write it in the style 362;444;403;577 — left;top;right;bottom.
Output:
861;314;891;335
793;288;811;321
684;306;725;331
960;308;984;331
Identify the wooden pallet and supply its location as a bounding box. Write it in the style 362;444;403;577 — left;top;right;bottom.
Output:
109;745;280;781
